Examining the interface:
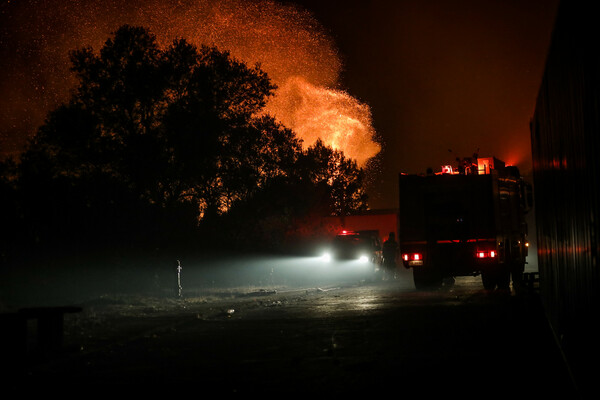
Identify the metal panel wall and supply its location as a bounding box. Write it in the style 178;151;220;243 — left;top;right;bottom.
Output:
530;0;599;392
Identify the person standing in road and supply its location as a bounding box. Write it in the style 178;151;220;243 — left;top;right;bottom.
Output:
382;232;399;280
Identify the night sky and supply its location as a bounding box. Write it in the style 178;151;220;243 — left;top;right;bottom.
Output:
0;0;559;209
295;0;559;208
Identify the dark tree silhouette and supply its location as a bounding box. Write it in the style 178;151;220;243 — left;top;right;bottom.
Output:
0;157;21;263
10;25;369;257
298;139;368;216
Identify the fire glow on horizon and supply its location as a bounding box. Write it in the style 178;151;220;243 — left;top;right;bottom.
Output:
0;0;381;167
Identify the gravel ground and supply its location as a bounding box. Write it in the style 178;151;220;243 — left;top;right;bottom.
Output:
6;278;579;397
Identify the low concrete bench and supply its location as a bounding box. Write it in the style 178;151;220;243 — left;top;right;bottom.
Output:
0;312;28;362
18;306;82;354
1;306;82;362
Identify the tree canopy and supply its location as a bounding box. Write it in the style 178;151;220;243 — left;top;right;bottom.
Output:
1;25;369;259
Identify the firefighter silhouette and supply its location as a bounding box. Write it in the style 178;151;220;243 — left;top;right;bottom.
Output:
382;232;399;280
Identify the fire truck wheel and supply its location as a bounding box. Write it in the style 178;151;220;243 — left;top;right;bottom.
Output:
510;264;525;293
442;277;456;288
481;271;496;291
497;271;510;291
482;270;510;291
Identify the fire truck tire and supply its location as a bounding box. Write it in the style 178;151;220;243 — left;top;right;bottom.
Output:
413;267;443;290
497;271;510;291
481;270;510;291
481;271;497;290
510;263;525;293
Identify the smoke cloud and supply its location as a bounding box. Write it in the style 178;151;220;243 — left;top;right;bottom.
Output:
0;0;380;165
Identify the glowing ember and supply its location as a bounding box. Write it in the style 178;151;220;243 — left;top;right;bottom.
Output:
0;0;381;166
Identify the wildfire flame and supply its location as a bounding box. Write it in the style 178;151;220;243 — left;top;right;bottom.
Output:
267;76;379;166
1;0;381;166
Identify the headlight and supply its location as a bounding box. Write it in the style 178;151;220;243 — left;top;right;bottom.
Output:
321;252;332;262
358;254;369;263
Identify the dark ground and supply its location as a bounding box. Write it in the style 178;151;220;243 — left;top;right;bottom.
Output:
2;274;580;398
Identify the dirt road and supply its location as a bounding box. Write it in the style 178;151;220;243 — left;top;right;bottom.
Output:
11;276;577;397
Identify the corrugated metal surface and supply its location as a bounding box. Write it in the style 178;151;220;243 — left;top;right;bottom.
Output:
530;0;599;392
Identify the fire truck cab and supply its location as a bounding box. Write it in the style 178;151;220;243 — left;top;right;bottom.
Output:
322;229;383;265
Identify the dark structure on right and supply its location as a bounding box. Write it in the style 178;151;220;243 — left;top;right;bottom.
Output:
530;0;599;394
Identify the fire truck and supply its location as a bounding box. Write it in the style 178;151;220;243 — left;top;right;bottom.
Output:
398;156;532;290
317;211;398;279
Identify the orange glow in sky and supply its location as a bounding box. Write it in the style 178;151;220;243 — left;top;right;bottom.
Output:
0;0;381;167
267;76;379;166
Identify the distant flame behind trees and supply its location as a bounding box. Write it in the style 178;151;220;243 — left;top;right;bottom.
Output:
268;76;379;167
1;0;381;166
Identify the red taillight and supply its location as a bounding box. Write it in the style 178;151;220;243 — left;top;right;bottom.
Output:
402;253;423;261
476;250;496;258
